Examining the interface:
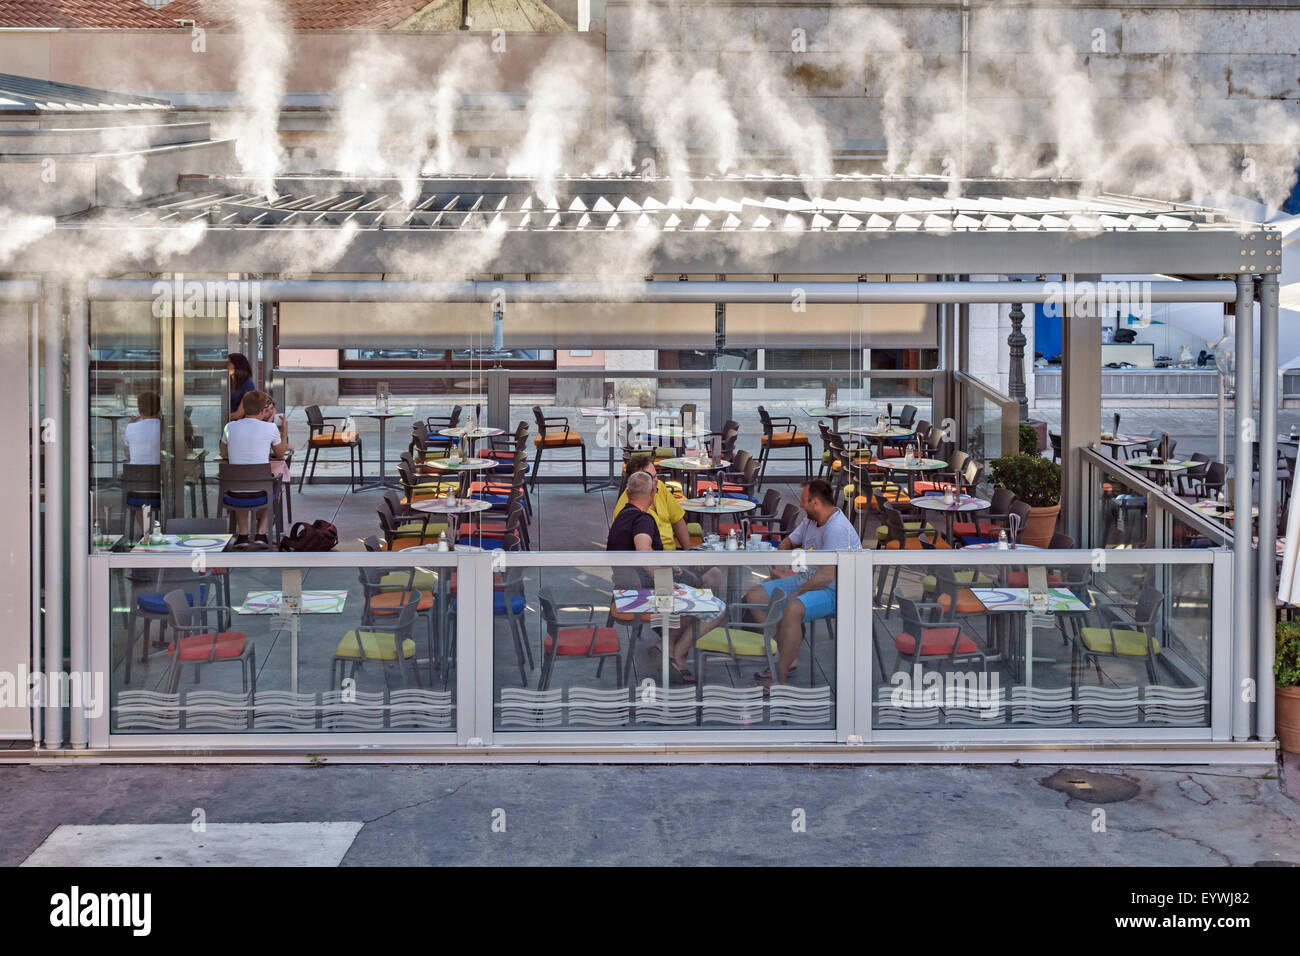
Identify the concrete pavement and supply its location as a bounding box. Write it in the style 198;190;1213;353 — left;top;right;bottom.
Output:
4;759;1299;866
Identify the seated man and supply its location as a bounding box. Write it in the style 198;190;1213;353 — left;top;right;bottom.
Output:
612;453;724;594
746;478;860;686
221;390;291;549
123;390;161;465
606;471;696;684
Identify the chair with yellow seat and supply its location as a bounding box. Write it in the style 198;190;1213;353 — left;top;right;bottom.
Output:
332;590;423;690
299;405;363;492
693;589;787;687
531;405;590;492
377;508;448;551
1073;586;1164;689
756;405;813;488
358;567;440;681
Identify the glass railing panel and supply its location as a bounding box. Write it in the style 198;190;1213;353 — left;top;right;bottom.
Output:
870;552;1212;730
105;554;459;734
492;555;838;731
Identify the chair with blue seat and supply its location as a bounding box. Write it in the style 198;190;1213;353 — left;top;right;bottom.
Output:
498;566;533;685
217;462;284;544
120;464;162;541
423;406;463;448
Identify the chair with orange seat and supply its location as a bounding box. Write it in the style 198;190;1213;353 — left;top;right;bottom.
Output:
874;503;948;610
536;587;624;691
299;405;363;492
892;596;992;676
531;405;590;492
160;589;256;700
756;405;813;488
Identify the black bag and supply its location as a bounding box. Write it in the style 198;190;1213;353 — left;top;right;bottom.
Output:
278;519;338;552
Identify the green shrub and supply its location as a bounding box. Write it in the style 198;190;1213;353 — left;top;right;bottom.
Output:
1277;620;1300;688
989;453;1062;507
1019;422;1041;456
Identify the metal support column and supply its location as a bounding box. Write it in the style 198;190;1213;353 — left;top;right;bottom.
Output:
29;299;42;748
1258;273;1279;741
163;303;187;519
1059;276;1101;546
1232;273;1255;740
487;370;509;432
67;284;89;748
42;281;63;748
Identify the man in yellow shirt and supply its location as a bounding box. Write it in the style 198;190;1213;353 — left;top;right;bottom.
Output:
612;453;691;550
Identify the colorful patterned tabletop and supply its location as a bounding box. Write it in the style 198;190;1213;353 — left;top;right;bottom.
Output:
969;587;1088;613
613;585;725;617
132;534;232;553
236;590;349;615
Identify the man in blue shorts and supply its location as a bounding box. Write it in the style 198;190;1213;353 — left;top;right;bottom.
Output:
747;478;860;686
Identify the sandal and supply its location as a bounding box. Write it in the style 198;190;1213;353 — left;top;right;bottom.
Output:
752;665;795;681
669;660;696;685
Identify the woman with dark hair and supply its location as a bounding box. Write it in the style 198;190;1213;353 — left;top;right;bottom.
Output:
227;353;256;420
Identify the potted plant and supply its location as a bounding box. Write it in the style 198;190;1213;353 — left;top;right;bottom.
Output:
1019;422;1041;456
989;453;1062;547
1276;620;1300;754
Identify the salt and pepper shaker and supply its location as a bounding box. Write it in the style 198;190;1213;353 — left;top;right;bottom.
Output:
437;530;449;552
726;528;738;551
997;529;1009;550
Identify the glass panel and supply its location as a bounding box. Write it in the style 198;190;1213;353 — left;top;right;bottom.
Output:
961;378;1002;465
108;557;458;734
493;558;837;731
871;556;1212;730
90;300;163;545
740;372;935;481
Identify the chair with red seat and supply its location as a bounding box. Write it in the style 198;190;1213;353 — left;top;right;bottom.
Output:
299;405;362;492
161;589;255;699
756;405;813;488
531;405;590;492
892;596;991;675
720;488;782;541
536;587;624;691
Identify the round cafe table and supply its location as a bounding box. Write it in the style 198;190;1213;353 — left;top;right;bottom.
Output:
910;494;990;544
847;423;915;458
421;456;496;496
658;456;730;498
879;456;946;495
680;496;755;538
438;426;504;458
349;405;414;492
1190;499;1257;523
410;496;492;541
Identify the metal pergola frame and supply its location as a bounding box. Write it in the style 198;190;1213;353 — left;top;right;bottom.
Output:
1;174;1284;758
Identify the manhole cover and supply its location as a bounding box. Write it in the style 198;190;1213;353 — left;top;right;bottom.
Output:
1040;769;1139;803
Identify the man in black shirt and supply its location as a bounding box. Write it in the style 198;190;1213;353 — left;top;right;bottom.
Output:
606;472;694;684
606;471;661;589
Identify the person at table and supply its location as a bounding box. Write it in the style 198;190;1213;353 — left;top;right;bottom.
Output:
226;352;257;421
613;453;723;592
741;478;860;687
123;390;161;465
221;390;291;549
606;471;696;684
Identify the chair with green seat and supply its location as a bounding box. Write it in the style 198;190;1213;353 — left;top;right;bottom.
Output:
1073;586;1164;688
332;591;423;690
756;405;813;488
693;588;787;687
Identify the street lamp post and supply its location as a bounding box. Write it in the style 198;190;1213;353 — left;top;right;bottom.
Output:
1008;297;1028;422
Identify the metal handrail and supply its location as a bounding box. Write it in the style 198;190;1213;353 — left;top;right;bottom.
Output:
1082;446;1231;546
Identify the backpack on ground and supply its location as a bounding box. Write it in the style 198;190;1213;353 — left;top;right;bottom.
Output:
278;519;338;552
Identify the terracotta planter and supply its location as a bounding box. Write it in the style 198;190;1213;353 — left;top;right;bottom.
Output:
1277;685;1300;755
1022;503;1061;548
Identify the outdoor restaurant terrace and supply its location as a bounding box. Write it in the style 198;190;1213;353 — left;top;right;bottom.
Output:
0;174;1285;761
